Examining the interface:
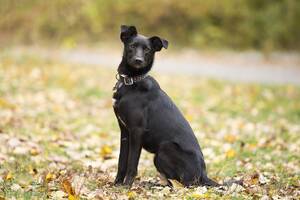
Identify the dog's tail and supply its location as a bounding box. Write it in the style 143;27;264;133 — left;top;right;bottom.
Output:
202;175;243;187
202;175;220;187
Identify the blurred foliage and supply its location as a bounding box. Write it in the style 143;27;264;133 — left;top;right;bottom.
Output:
0;0;300;51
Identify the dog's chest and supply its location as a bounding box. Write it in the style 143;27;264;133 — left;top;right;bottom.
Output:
112;79;152;108
112;87;138;109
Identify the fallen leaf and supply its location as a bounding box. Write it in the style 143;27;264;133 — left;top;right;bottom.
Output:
72;175;86;196
224;134;237;143
100;145;113;159
168;179;184;188
0;98;15;109
30;148;39;156
226;149;236;158
5;171;13;180
46;172;55;182
68;194;78;200
227;183;245;193
51;190;67;199
87;189;104;200
127;191;137;199
247;143;257;151
244;173;259;186
260;195;270;200
28;166;38;175
194;186;208;194
190;193;210;199
258;174;269;185
62;179;75;196
11;183;22;191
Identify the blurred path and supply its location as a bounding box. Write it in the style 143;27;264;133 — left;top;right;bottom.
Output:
6;47;300;85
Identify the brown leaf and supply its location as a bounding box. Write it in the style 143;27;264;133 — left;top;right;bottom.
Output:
62;179;75;196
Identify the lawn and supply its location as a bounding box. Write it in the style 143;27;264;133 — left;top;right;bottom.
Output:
0;55;299;199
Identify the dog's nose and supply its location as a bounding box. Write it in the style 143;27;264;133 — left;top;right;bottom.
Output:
134;58;143;65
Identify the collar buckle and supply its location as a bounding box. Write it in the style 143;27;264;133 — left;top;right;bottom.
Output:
123;76;134;85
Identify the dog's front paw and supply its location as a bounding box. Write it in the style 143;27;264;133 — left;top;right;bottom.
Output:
123;176;135;187
114;177;125;186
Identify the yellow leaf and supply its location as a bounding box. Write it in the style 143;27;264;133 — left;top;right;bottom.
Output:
68;194;79;200
28;166;38;175
5;172;13;180
30;148;39;156
100;145;112;159
191;193;202;198
46;172;55;182
191;193;210;199
244;173;259;186
247;143;257;151
250;177;259;185
0;98;15;109
62;179;79;200
168;179;184;188
224;134;237;143
226;149;236;158
127;191;136;199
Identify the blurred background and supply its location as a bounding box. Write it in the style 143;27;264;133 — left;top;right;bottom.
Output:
1;0;300;51
1;0;300;84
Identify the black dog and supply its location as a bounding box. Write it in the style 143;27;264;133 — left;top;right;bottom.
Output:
113;25;218;187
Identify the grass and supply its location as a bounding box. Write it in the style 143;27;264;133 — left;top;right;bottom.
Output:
0;54;299;199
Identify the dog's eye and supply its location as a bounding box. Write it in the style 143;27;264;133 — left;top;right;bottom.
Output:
129;44;136;49
144;47;150;52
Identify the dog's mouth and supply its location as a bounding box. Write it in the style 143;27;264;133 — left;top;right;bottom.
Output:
128;58;146;69
132;63;144;69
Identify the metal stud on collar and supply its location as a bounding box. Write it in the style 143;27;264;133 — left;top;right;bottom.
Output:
118;73;148;86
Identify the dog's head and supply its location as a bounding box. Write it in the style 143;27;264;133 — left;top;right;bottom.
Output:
120;25;168;70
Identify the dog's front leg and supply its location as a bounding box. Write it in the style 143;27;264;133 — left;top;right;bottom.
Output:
115;131;129;184
114;123;129;185
124;127;143;186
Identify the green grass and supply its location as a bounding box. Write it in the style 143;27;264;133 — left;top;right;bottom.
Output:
0;55;299;199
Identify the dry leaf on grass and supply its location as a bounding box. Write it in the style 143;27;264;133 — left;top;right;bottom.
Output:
168;179;184;188
226;149;236;158
127;191;137;199
100;145;113;159
46;172;55;182
224;134;237;143
5;171;13;180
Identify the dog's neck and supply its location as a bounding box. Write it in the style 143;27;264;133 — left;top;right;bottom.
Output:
117;56;154;77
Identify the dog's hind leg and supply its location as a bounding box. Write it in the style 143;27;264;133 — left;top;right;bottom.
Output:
154;142;197;185
154;142;217;186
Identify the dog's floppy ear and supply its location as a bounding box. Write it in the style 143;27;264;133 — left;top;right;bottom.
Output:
120;25;137;43
150;36;168;51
